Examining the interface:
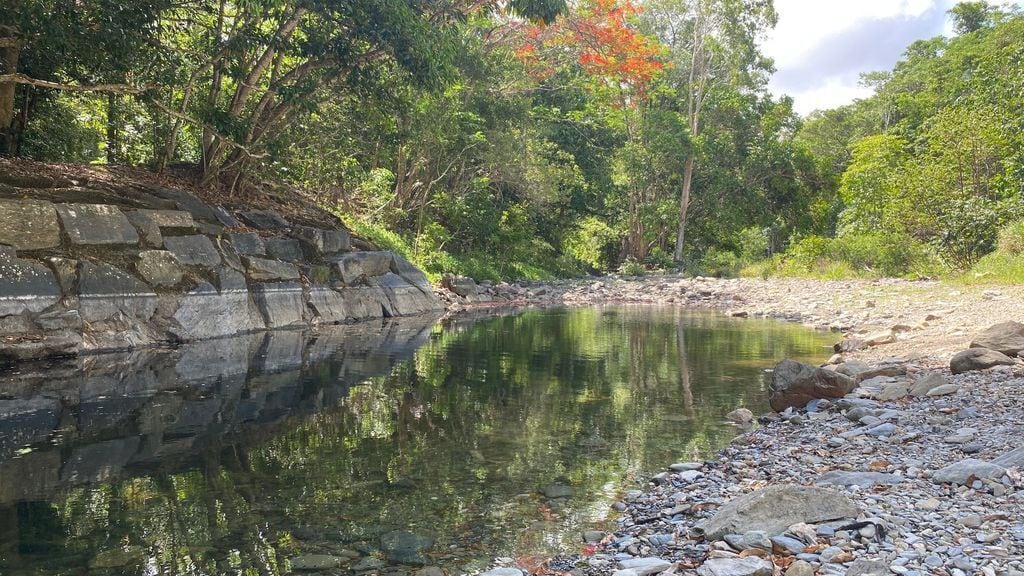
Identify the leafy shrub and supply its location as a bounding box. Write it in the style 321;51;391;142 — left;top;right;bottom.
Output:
997;219;1024;255
747;233;944;279
697;247;742;277
617;258;646;276
564;216;620;272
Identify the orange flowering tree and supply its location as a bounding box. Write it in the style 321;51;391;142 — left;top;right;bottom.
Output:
515;0;666;99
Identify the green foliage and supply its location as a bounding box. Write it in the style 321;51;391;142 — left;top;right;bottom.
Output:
997;219;1024;254
564;216;620;272
749;233;944;279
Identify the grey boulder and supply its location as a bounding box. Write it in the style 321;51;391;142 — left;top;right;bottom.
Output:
695;484;859;540
970;321;1024;355
950;348;1015;374
769;359;857;412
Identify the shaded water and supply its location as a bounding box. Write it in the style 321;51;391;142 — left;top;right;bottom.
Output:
0;306;835;575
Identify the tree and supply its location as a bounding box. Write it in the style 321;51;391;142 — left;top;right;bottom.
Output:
641;0;777;264
949;1;992;35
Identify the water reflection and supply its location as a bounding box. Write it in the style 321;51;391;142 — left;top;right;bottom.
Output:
0;306;834;575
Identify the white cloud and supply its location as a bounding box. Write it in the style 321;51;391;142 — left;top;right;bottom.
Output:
761;0;1024;116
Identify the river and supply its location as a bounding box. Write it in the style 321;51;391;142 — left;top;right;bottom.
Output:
0;306;835;575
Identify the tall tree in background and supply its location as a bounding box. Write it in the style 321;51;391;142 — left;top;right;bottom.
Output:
642;0;776;264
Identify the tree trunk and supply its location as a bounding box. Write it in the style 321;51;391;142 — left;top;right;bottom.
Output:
0;28;22;155
106;93;120;164
673;154;695;264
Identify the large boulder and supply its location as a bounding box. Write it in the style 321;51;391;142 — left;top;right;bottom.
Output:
950;348;1015;374
769;359;857;412
970;321;1024;356
694;484;859;540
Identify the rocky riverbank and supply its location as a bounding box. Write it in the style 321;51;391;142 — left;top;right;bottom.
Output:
447;276;1024;576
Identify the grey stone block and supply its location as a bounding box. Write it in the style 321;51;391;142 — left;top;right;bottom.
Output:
163;235;222;267
307;285;349;323
334;286;389;320
244;256;300;281
171;282;264;340
135;250;183;287
0;257;62;316
0;199;61;250
212;205;240;227
292;226;350;254
124;210;163;247
135;209;195;230
251;282;306;328
239;210;289;230
228;232;265;256
265;237;303;261
56;203;139;245
370;272;443;316
331;251;393;285
78;262;158;322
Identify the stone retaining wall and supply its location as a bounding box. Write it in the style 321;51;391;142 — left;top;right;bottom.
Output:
0;182;442;361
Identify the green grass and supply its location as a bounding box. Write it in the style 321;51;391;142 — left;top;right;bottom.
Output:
954;251;1024;285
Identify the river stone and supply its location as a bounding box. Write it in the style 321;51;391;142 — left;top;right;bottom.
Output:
835;359;871;379
136;209;195;230
380;530;434;565
481;569;523;576
877;381;909;401
769;359;857;412
351;557;387;572
244;256;300;281
163;235;222;267
618;557;672;576
135;250;183;287
786;560;815;576
543;483;574;498
696;557;773;576
251;282;306;328
993;446;1024;467
292;225;350;254
124;210;163;247
290;554;343;571
228;232;265;256
816;470;902;487
78;262;157;322
694;484;859;540
950;348;1015;374
265;237;303;261
56;203;139;245
927;383;959;396
0;199;61;250
332;251;394;285
970;321;1024;355
0;258;62;316
910;372;946;396
932;459;1007;485
171;282;263;340
442;273;478;297
845;559;888;576
726;408;754;423
238;209;288;230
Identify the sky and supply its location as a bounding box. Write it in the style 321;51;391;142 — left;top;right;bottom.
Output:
761;0;1024;116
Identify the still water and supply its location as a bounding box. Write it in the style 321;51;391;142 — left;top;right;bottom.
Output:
0;306;835;575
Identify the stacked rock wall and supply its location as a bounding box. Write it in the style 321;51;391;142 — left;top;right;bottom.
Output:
0;182;442;361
